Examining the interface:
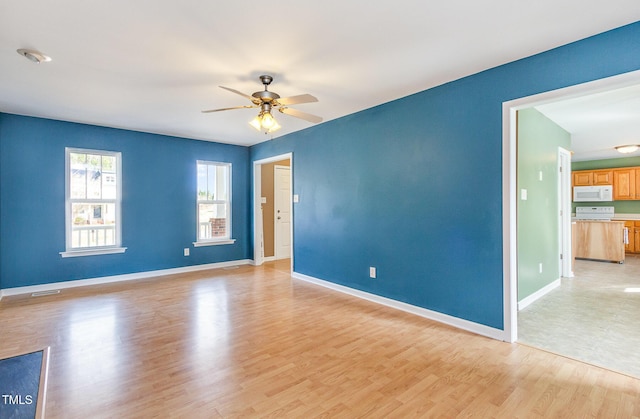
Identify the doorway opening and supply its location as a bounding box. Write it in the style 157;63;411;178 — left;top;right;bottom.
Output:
503;70;640;343
253;153;293;272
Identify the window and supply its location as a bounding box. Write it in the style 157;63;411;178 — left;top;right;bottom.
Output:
61;148;125;257
195;161;234;246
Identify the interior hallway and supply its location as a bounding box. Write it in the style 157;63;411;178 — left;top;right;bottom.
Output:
518;255;640;379
1;262;639;417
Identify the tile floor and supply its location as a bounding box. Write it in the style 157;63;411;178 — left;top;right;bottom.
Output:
518;254;640;378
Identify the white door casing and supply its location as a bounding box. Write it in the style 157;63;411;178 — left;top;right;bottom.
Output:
253;153;293;268
558;147;573;278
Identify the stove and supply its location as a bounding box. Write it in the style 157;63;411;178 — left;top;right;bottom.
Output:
575;206;615;220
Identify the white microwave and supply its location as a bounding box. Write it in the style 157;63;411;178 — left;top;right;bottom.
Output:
573;185;613;202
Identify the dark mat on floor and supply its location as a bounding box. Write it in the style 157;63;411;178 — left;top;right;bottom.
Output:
0;350;44;419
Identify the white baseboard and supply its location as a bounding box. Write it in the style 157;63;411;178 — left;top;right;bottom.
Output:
0;259;253;297
262;256;277;262
517;278;561;311
292;271;507;341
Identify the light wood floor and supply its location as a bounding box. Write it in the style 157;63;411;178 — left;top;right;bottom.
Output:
1;260;640;418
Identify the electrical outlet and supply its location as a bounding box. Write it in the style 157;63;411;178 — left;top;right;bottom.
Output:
184;248;190;257
369;267;376;279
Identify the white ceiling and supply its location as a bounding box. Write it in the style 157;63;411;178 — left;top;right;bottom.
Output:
1;1;639;147
536;84;640;162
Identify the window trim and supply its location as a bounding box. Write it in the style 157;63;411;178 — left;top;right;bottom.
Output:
195;160;234;246
192;239;236;247
60;147;126;258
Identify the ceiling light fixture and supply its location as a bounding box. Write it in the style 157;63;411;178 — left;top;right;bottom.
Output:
615;145;640;154
249;103;281;134
17;48;51;64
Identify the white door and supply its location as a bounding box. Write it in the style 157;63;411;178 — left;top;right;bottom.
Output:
274;165;291;259
558;147;573;277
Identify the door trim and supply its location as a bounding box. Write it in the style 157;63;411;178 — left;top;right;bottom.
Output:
558;147;573;278
253;153;293;268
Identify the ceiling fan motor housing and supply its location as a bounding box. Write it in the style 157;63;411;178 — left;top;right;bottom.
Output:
252;75;280;103
252;90;280;103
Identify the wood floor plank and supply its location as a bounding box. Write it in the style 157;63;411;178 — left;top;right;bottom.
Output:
1;261;640;418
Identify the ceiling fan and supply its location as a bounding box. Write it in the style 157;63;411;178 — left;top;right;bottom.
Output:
202;75;323;133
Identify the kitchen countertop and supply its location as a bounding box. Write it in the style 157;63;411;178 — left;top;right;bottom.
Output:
573;219;625;224
571;213;640;221
613;213;640;221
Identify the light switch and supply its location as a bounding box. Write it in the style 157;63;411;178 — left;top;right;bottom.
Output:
521;189;528;200
261;196;267;204
293;194;299;203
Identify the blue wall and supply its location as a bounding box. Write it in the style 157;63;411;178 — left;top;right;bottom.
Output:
250;22;640;330
0;114;250;289
2;22;639;331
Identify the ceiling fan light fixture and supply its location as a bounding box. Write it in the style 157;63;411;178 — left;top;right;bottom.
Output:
17;48;51;64
615;145;640;154
261;112;276;129
249;116;262;131
249;111;281;133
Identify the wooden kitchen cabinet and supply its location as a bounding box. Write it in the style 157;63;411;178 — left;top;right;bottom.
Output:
573;171;593;186
620;220;640;253
592;170;614;185
574;220;625;263
613;168;637;200
624;221;635;253
573;166;640;200
572;169;613;186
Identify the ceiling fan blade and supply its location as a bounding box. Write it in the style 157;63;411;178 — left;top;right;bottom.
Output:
201;105;256;113
279;107;323;123
219;86;256;102
276;94;318;106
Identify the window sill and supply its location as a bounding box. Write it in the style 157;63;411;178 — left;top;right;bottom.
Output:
60;247;127;258
193;239;236;247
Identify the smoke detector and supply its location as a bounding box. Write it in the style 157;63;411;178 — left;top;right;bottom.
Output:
17;48;51;64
